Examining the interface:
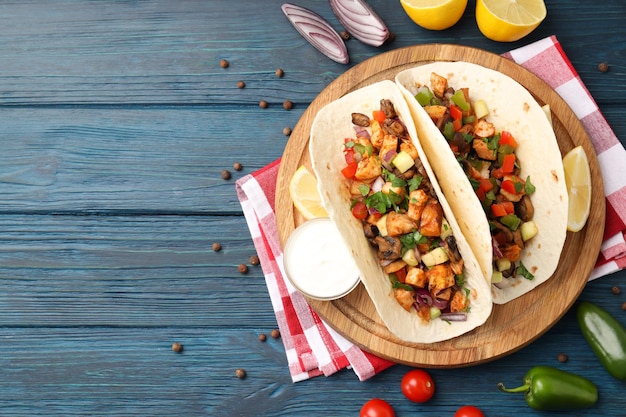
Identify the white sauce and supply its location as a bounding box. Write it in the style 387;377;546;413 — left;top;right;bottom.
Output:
283;218;360;300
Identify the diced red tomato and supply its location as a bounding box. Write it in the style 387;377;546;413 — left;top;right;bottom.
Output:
351;201;368;220
491;167;504;179
341;162;358;179
501;153;516;174
479;178;493;193
491;202;514;217
499;130;518;148
501;179;517;195
475;187;485;201
395;267;407;283
372;110;386;123
449;104;462;131
344;148;355;165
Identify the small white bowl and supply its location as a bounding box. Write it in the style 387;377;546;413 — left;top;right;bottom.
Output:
282;217;361;301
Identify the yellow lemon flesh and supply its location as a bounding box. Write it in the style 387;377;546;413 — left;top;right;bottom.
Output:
562;146;592;232
400;0;468;31
289;165;329;220
476;0;547;42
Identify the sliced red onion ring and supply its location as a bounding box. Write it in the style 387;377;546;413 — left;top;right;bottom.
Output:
328;0;389;47
415;288;432;306
281;3;349;64
492;237;503;259
440;312;468;322
353;125;370;139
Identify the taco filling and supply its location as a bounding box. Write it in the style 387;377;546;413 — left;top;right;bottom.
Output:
340;98;472;323
413;72;538;284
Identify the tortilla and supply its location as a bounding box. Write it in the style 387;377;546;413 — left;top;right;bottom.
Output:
309;80;492;343
396;62;568;304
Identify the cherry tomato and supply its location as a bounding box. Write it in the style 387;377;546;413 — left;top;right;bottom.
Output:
454;405;485;417
359;398;395;417
351;201;368;220
400;369;435;403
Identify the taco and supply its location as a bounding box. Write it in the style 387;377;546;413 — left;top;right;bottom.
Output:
309;80;492;343
395;62;568;304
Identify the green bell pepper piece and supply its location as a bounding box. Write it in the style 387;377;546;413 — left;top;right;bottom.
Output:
577;300;626;380
498;366;597;411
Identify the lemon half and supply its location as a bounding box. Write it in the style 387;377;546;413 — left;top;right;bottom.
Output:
476;0;547;42
289;165;329;220
563;146;591;232
400;0;468;31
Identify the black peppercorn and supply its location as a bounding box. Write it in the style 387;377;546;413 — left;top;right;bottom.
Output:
212;242;222;252
172;342;183;353
220;59;229;68
598;62;609;72
275;68;284;77
283;100;293;110
271;329;280;339
249;255;260;265
622;302;626;311
340;30;350;41
233;162;243;171
557;352;568;363
259;100;268;109
283;127;292;136
237;80;245;89
611;286;621;295
221;169;231;180
235;368;247;379
238;264;248;274
259;333;267;342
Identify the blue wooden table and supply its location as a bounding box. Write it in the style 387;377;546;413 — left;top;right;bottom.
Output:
0;1;624;415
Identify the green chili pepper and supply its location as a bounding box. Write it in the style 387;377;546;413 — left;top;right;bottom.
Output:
577;300;626;380
497;366;598;411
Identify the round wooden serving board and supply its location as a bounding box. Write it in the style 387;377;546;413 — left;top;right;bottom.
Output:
275;44;605;367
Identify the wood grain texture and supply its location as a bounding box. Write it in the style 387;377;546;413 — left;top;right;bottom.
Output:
0;0;624;415
275;44;605;366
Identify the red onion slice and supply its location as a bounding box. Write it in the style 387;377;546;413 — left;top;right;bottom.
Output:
328;0;389;47
281;3;349;64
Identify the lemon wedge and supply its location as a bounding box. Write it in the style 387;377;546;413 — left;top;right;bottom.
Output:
289;165;329;220
562;146;591;232
475;0;547;42
400;0;468;31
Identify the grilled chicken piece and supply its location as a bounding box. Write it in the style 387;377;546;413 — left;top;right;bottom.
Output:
424;105;447;123
370;120;384;149
426;264;455;294
473;118;496;138
394;288;415;312
419;200;443;237
383;259;408;274
430;72;448;99
354;156;382;182
500;243;522;262
379;134;398;167
407;189;429;223
399;139;419;160
405;266;427;288
386;211;417;236
450;290;469;313
472;139;496;161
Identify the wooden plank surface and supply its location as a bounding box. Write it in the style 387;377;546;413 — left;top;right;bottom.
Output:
0;0;624;416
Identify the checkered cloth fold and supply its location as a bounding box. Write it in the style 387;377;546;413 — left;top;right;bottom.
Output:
235;36;626;382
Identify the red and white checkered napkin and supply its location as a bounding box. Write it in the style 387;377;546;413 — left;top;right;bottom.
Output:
503;36;626;278
235;36;626;382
